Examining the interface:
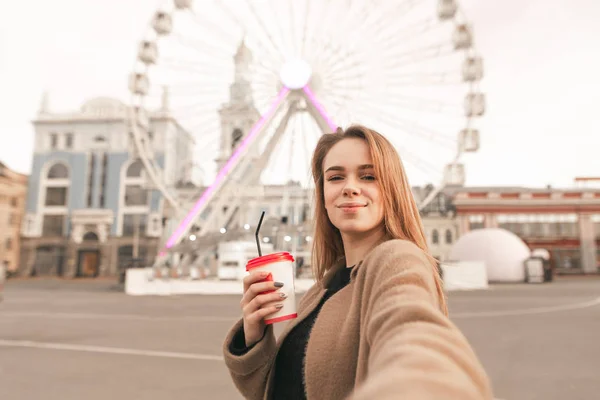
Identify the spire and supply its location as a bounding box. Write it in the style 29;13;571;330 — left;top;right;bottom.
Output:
161;86;170;112
39;91;50;114
234;36;252;64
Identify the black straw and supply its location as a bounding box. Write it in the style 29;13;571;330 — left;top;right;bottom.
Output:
255;211;265;257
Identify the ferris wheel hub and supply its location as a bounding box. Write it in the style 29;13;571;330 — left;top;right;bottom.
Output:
279;58;312;90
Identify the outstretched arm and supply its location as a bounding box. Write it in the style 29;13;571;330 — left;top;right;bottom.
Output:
351;240;493;400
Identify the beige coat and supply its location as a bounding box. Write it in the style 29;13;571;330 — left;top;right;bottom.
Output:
223;239;493;399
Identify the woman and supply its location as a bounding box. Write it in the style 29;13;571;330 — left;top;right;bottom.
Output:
223;125;493;399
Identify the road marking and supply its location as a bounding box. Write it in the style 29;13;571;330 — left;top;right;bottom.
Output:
0;311;237;323
0;339;224;361
452;296;600;319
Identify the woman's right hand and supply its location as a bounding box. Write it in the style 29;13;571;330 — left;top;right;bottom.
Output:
241;271;286;347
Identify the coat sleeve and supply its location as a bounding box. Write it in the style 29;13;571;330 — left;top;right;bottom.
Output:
222;319;277;400
350;240;494;400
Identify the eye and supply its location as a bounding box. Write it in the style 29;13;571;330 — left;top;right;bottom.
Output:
362;174;376;181
326;175;343;181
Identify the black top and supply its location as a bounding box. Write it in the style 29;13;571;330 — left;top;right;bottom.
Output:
229;266;353;399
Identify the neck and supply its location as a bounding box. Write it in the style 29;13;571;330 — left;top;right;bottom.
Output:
341;226;387;268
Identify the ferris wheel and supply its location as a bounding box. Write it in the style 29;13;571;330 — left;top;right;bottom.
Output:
128;0;485;256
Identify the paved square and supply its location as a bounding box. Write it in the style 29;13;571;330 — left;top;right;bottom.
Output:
1;278;599;400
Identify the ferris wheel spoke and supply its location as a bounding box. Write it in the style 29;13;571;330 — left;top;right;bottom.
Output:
157;62;228;78
170;32;233;60
321;71;366;88
372;93;462;115
318;47;367;83
187;8;244;49
304;0;355;61
299;0;312;58
383;71;464;86
244;0;289;59
375;17;439;47
267;0;296;59
324;57;368;82
321;84;364;100
214;1;284;64
160;55;238;72
382;43;456;69
337;0;419;48
389;140;447;179
252;62;281;83
354;101;457;150
150;79;228;91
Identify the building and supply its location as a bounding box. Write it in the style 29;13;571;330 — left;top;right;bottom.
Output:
415;185;459;261
0;162;28;274
452;186;600;274
19;93;193;278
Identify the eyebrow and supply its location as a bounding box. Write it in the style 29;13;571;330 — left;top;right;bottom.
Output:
324;164;374;173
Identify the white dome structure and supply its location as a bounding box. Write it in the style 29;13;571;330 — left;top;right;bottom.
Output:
449;228;531;282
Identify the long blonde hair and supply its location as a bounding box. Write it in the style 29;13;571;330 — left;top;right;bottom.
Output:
310;125;447;315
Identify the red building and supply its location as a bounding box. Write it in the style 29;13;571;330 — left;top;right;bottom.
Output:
452;186;600;275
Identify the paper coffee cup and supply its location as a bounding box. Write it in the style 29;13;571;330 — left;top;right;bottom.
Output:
246;251;297;325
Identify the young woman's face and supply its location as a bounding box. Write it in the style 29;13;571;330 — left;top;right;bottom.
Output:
322;138;384;236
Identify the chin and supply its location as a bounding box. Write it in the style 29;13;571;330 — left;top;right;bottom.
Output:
335;222;373;235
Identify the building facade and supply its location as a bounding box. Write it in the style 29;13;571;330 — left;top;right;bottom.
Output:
453;186;600;274
0;162;28;274
19;94;193;277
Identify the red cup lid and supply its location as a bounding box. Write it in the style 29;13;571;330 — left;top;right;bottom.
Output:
246;252;295;271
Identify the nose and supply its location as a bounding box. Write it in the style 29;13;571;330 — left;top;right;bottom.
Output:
342;182;360;197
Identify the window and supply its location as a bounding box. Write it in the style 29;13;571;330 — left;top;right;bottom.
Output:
42;215;65;236
65;133;74;149
468;214;485;230
83;232;99;241
47;163;69;179
50;133;58;149
124;185;148;206
432;229;439;244
231;128;243;150
122;214;147;237
87;153;95;207
5;238;12;250
445;229;453;244
8;213;15;226
11;197;17;207
45;187;68;206
100;153;108;207
126;160;144;177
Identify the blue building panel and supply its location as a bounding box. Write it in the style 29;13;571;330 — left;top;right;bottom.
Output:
26;152;88;235
91;153;102;208
105;152;130;235
26;152;88;213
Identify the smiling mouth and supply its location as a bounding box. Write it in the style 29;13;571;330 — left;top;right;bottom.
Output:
338;204;366;210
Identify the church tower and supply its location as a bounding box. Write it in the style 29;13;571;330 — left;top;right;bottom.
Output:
216;40;261;173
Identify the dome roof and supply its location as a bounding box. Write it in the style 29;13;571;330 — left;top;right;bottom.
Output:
449;228;531;282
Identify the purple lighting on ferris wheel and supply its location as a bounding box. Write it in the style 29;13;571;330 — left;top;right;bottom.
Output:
163;87;291;251
302;85;338;132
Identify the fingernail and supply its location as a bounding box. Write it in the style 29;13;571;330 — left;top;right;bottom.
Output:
274;282;284;287
276;304;284;309
279;292;287;298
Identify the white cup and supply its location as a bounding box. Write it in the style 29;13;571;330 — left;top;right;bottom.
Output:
246;251;297;324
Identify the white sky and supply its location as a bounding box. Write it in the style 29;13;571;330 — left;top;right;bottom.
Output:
1;0;599;188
